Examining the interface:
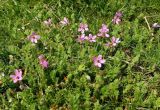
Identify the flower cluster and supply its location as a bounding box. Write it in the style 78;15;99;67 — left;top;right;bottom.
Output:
10;10;123;83
77;23;97;43
76;11;122;68
77;33;97;43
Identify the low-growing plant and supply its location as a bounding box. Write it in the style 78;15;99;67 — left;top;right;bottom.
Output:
0;0;160;110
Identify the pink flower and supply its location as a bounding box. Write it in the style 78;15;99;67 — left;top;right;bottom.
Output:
43;18;52;26
38;55;49;68
77;34;87;42
87;34;97;42
111;36;120;46
115;11;122;17
105;36;120;47
93;55;106;68
10;69;23;83
60;17;69;25
28;32;40;43
78;23;89;33
97;24;109;37
112;11;122;24
112;17;121;24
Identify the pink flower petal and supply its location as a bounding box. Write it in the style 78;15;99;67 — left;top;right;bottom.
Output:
100;59;106;64
97;63;102;68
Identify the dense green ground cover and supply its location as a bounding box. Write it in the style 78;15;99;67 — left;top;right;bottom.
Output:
1;0;160;109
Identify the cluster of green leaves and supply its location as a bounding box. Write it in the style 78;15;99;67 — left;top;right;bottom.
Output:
0;0;160;109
